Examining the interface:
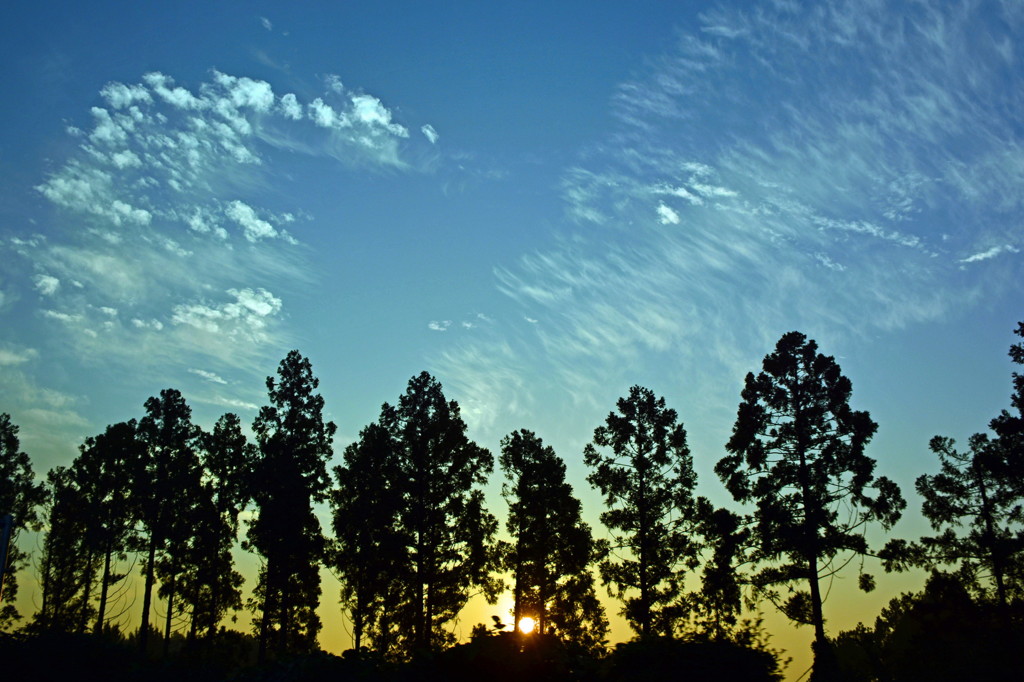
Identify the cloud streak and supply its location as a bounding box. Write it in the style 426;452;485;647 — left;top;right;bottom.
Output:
437;0;1023;441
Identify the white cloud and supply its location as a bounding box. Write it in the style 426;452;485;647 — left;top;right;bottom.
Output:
226;200;279;242
0;346;38;366
308;98;338;127
41;310;84;325
260;16;272;31
959;244;1020;264
171;287;282;342
325;74;345;93
100;82;152;109
33;274;60;296
131;318;164;330
143;72;202;109
279;93;302;120
428;320;452;331
656;203;680;224
189;367;228;384
15;67;430;402
212;71;275;113
421;124;440;144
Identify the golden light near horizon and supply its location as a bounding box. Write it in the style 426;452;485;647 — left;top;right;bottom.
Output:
518;617;536;634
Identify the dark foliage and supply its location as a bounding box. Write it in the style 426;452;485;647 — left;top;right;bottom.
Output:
834;571;1024;682
601;637;784;682
500;428;608;649
330;421;405;653
373;371;501;656
248;350;336;659
0;413;46;629
584;386;706;638
716;331;904;667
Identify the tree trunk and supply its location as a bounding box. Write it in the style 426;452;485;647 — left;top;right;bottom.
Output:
95;545;112;635
79;551;96;634
808;552;826;646
257;558;276;663
637;456;650;638
139;539;157;652
513;559;522;634
975;466;1008;610
163;572;176;658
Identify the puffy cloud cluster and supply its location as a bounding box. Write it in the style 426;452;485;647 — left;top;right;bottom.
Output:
18;68;433;386
171;287;283;343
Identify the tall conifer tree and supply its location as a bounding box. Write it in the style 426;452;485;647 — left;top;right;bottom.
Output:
716;331;903;676
32;466;94;633
73;420;142;634
500;428;607;647
0;413;46;630
330;421;405;653
379;371;500;655
584;386;705;638
248;351;335;659
135;389;201;652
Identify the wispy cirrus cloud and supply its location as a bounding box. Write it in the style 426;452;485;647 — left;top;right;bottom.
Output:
436;0;1022;440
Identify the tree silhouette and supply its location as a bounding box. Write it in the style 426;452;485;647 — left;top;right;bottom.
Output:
135;389;202;652
882;321;1024;609
0;413;46;630
182;413;252;639
247;351;336;660
687;506;751;640
330;421;405;654
834;571;1024;682
31;466;94;633
989;320;1023;467
584;386;706;638
890;435;1023;607
499;428;607;648
73;420;142;634
716;331;904;674
379;371;500;655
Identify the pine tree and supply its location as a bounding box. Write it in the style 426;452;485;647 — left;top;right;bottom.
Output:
882;321;1024;609
73;420;142;634
380;371;500;655
31;466;94;633
248;351;336;659
135;389;202;652
584;386;706;638
500;428;607;647
0;413;46;630
330;421;405;654
716;331;904;674
182;413;252;639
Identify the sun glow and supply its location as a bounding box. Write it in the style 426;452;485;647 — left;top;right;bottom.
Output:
518;617;536;634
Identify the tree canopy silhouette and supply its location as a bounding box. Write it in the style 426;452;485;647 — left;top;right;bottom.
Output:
73;420;141;634
499;428;607;649
330;420;405;653
135;388;203;654
584;386;706;638
248;350;336;659
377;371;500;655
0;413;45;630
882;320;1024;608
715;331;904;674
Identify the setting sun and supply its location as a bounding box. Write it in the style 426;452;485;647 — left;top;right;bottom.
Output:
518;617;536;634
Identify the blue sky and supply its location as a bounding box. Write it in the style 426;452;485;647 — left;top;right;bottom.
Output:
2;0;1022;668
